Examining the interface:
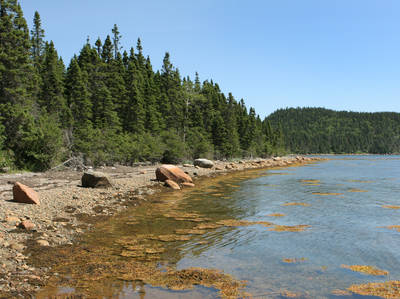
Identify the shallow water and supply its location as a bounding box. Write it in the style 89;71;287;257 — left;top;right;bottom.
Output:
35;156;400;298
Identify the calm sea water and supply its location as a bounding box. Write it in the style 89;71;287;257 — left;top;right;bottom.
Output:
36;156;400;298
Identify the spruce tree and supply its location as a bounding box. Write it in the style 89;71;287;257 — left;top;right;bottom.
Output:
111;24;121;59
160;52;184;131
40;41;70;125
30;11;44;65
124;60;145;134
0;0;39;157
101;35;113;63
65;58;93;152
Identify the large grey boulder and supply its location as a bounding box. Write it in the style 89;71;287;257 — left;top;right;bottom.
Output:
194;158;214;169
81;171;112;188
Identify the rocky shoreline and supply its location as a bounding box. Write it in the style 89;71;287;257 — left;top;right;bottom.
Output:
0;156;323;297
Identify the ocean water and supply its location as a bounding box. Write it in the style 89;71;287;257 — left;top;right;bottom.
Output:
36;156;400;298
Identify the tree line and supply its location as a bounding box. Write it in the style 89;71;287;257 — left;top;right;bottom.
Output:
0;0;284;171
268;107;400;154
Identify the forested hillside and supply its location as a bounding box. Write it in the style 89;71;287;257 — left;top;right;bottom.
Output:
0;0;284;171
268;107;400;154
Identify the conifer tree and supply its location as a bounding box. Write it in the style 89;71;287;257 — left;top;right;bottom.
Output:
30;11;44;65
40;41;70;125
101;35;113;63
0;0;39;152
95;37;102;56
124;60;145;133
160;52;184;131
223;93;240;157
65;58;93;151
111;24;121;59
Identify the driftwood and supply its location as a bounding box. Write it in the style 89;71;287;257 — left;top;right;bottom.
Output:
49;157;85;171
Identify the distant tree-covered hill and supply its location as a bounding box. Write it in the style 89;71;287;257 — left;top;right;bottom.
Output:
267;107;400;154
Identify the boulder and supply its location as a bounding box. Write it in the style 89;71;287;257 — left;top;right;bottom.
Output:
13;182;40;205
194;158;214;168
273;157;281;161
155;165;193;184
165;179;181;190
81;171;112;188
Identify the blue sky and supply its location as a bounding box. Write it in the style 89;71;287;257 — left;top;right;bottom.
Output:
20;0;400;118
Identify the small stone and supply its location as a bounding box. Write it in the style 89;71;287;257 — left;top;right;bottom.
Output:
18;220;35;230
9;242;24;251
28;275;41;281
5;216;20;224
183;164;193;167
139;170;146;174
36;239;49;246
215;167;223;170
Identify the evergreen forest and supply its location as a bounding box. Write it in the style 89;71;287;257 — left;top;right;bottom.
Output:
0;0;285;171
268;107;400;154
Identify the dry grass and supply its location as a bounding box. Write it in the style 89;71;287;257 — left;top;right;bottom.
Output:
341;264;389;276
348;281;400;298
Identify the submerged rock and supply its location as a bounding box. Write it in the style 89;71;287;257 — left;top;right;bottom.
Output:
165;179;181;190
81;171;112;188
13;182;40;205
155;165;193;184
194;159;214;168
182;182;195;187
